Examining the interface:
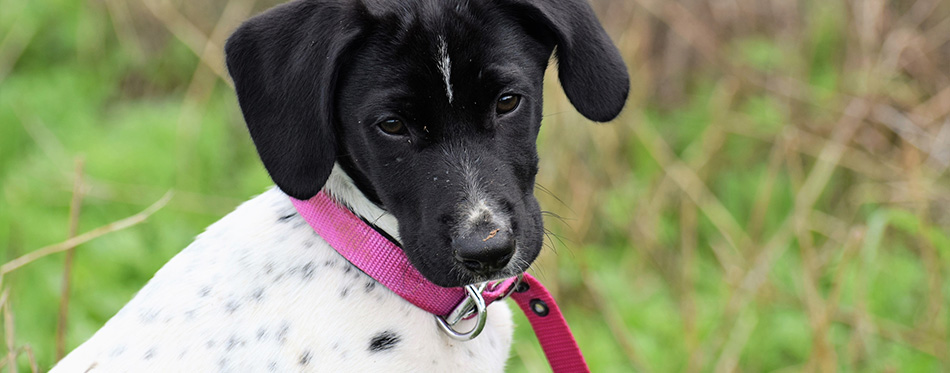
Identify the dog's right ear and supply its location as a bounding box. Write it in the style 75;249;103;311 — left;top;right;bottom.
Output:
225;0;357;200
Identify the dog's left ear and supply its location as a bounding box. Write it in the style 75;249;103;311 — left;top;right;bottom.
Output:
225;0;358;200
507;0;629;122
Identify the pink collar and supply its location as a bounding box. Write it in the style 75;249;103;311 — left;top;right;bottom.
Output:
291;191;590;372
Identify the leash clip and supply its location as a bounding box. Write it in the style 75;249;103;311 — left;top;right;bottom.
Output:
435;274;523;341
435;283;487;340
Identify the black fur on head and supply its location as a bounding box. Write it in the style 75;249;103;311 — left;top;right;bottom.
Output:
226;0;628;287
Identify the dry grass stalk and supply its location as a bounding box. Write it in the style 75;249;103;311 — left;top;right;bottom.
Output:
26;345;37;373
56;158;85;360
3;290;15;373
175;0;256;190
0;12;37;83
140;0;231;85
103;0;146;64
900;141;947;363
797;207;836;372
0;345;39;373
17;106;241;217
835;307;947;358
71;177;243;216
633;118;749;272
723;119;900;180
24;345;38;373
0;191;174;276
713;308;757;373
699;100;869;367
746;132;787;240
679;200;700;373
14;110;71;168
910;85;950;124
579;266;649;372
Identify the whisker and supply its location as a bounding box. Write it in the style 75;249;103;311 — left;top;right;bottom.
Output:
541;210;573;226
526;258;546;281
542;227;570;252
535;183;571;210
541;231;558;254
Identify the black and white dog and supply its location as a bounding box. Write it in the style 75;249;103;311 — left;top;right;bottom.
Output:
54;0;627;371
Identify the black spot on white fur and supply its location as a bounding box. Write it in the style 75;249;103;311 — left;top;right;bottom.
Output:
138;309;160;324
109;345;125;357
301;262;316;280
299;350;312;366
225;300;240;314
225;336;245;351
276;323;290;345
368;331;400;352
251;287;265;302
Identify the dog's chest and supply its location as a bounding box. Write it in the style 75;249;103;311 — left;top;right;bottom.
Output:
53;189;513;372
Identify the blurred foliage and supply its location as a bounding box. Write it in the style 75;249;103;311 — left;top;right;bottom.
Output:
2;0;950;371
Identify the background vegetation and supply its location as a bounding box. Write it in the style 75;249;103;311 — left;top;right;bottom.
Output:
2;0;949;371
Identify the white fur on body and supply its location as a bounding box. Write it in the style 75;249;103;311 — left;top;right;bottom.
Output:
53;167;514;372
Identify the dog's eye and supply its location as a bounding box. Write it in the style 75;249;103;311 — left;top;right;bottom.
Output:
496;94;521;114
378;119;407;135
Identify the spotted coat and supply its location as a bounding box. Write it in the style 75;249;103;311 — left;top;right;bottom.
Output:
52;167;514;372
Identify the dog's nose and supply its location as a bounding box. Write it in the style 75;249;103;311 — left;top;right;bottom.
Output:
453;227;515;275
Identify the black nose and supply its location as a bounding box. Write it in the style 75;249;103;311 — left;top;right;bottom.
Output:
453;227;515;275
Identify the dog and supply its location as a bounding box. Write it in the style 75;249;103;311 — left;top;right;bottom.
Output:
53;0;627;371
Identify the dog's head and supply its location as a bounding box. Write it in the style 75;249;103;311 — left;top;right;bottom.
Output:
225;0;628;287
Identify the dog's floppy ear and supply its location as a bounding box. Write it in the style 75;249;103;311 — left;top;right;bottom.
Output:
225;0;357;199
509;0;629;122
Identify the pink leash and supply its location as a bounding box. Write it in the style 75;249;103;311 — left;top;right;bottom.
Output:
291;191;590;372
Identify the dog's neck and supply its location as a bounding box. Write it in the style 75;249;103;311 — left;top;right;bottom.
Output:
335;152;383;205
320;164;402;243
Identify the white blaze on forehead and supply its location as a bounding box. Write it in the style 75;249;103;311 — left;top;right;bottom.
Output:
437;36;454;103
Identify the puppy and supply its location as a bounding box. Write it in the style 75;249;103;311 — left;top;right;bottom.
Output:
53;0;627;371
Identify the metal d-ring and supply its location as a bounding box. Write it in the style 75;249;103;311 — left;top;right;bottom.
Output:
435;283;488;341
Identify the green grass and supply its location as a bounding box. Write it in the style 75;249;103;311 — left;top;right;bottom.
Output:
2;0;949;371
